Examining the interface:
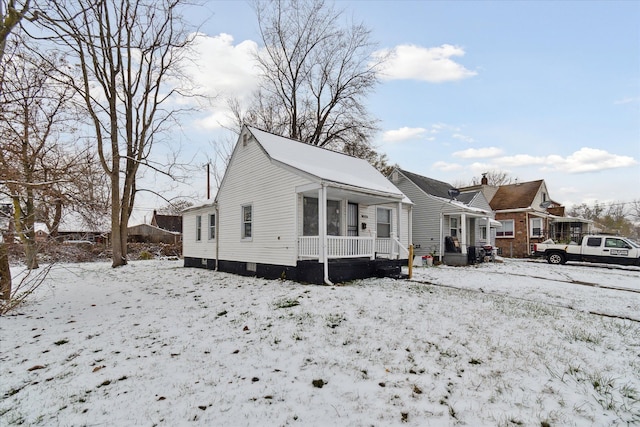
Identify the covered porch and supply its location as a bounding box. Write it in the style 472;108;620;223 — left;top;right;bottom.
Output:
549;215;594;243
440;210;499;266
294;182;411;283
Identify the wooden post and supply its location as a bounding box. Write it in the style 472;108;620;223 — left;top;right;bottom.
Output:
408;244;413;279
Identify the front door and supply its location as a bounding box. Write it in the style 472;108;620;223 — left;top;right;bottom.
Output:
347;203;358;236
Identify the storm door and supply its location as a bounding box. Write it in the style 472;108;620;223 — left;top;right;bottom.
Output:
347;203;359;236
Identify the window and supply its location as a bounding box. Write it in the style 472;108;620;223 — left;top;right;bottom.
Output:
586;237;601;247
195;215;202;241
208;213;216;240
605;238;630;249
377;208;391;238
496;220;514;237
327;200;341;236
303;197;319;236
530;217;543;237
449;217;458;237
480;226;488;241
303;197;341;236
242;205;252;239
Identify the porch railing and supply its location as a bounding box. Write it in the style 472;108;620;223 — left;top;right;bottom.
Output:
298;236;375;259
376;237;410;258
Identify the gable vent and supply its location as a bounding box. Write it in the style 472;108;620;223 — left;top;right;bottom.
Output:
242;133;250;147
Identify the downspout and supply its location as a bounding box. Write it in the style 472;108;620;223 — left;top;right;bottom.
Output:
215;204;219;271
320;183;333;285
396;201;401;258
439;213;444;262
525;211;530;257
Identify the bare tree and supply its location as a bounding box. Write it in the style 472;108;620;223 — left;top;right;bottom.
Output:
469;170;516;186
248;0;382;150
342;138;395;176
34;0;197;267
0;0;31;64
0;41;76;269
156;199;193;215
1;0;32;301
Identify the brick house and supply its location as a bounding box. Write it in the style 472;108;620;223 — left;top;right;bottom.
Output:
461;177;592;258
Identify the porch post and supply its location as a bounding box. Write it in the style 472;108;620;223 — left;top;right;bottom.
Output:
460;213;467;254
320;184;332;285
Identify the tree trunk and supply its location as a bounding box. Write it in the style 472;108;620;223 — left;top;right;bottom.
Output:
0;242;11;301
12;196;38;269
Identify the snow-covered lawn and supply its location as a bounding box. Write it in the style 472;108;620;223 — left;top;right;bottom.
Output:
1;259;639;426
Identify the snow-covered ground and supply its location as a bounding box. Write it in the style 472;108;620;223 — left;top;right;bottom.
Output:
1;259;639;426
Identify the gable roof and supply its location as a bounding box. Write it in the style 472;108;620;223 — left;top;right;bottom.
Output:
152;212;183;233
397;168;479;203
246;126;405;199
490;180;544;210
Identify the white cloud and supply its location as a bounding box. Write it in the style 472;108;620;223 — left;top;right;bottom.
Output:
382;127;427;143
374;44;477;83
453;147;503;159
182;33;261;129
548;147;637;173
432;161;463;172
491;148;637;173
452;133;476;143
496;154;546;167
614;96;640;105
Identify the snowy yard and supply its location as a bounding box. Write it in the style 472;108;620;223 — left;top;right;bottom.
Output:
1;259;639;426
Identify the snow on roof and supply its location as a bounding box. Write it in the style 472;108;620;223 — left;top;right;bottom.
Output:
247;126;405;199
182;199;216;213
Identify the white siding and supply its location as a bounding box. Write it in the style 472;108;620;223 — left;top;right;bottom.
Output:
216;131;309;267
183;206;217;260
393;175;442;256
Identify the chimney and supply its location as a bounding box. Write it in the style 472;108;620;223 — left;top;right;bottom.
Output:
481;173;488;185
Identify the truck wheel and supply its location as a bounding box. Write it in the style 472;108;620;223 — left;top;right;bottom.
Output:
547;252;565;265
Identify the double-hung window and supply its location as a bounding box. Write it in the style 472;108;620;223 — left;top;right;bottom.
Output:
376;208;391;238
195;215;202;241
208;213;216;240
496;220;514;237
449;217;458;237
242;205;252;239
530;217;543;238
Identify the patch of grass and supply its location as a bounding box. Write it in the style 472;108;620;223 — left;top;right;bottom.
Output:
54;339;69;346
565;327;601;345
273;298;300;309
138;251;154;260
325;313;345;328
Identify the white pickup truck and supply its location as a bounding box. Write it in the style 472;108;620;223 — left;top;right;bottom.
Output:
533;235;640;266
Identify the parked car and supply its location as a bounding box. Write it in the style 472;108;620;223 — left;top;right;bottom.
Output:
533;235;640;266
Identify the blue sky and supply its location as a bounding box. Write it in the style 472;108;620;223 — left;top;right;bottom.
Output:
138;0;640;221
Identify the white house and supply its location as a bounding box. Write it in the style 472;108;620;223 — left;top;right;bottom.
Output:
389;168;499;265
183;125;412;284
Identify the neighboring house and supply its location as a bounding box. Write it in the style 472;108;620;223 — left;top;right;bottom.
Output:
389;168;499;265
462;178;593;258
55;212;110;244
128;223;181;244
34;223;49;243
183;125;413;284
151;211;182;234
